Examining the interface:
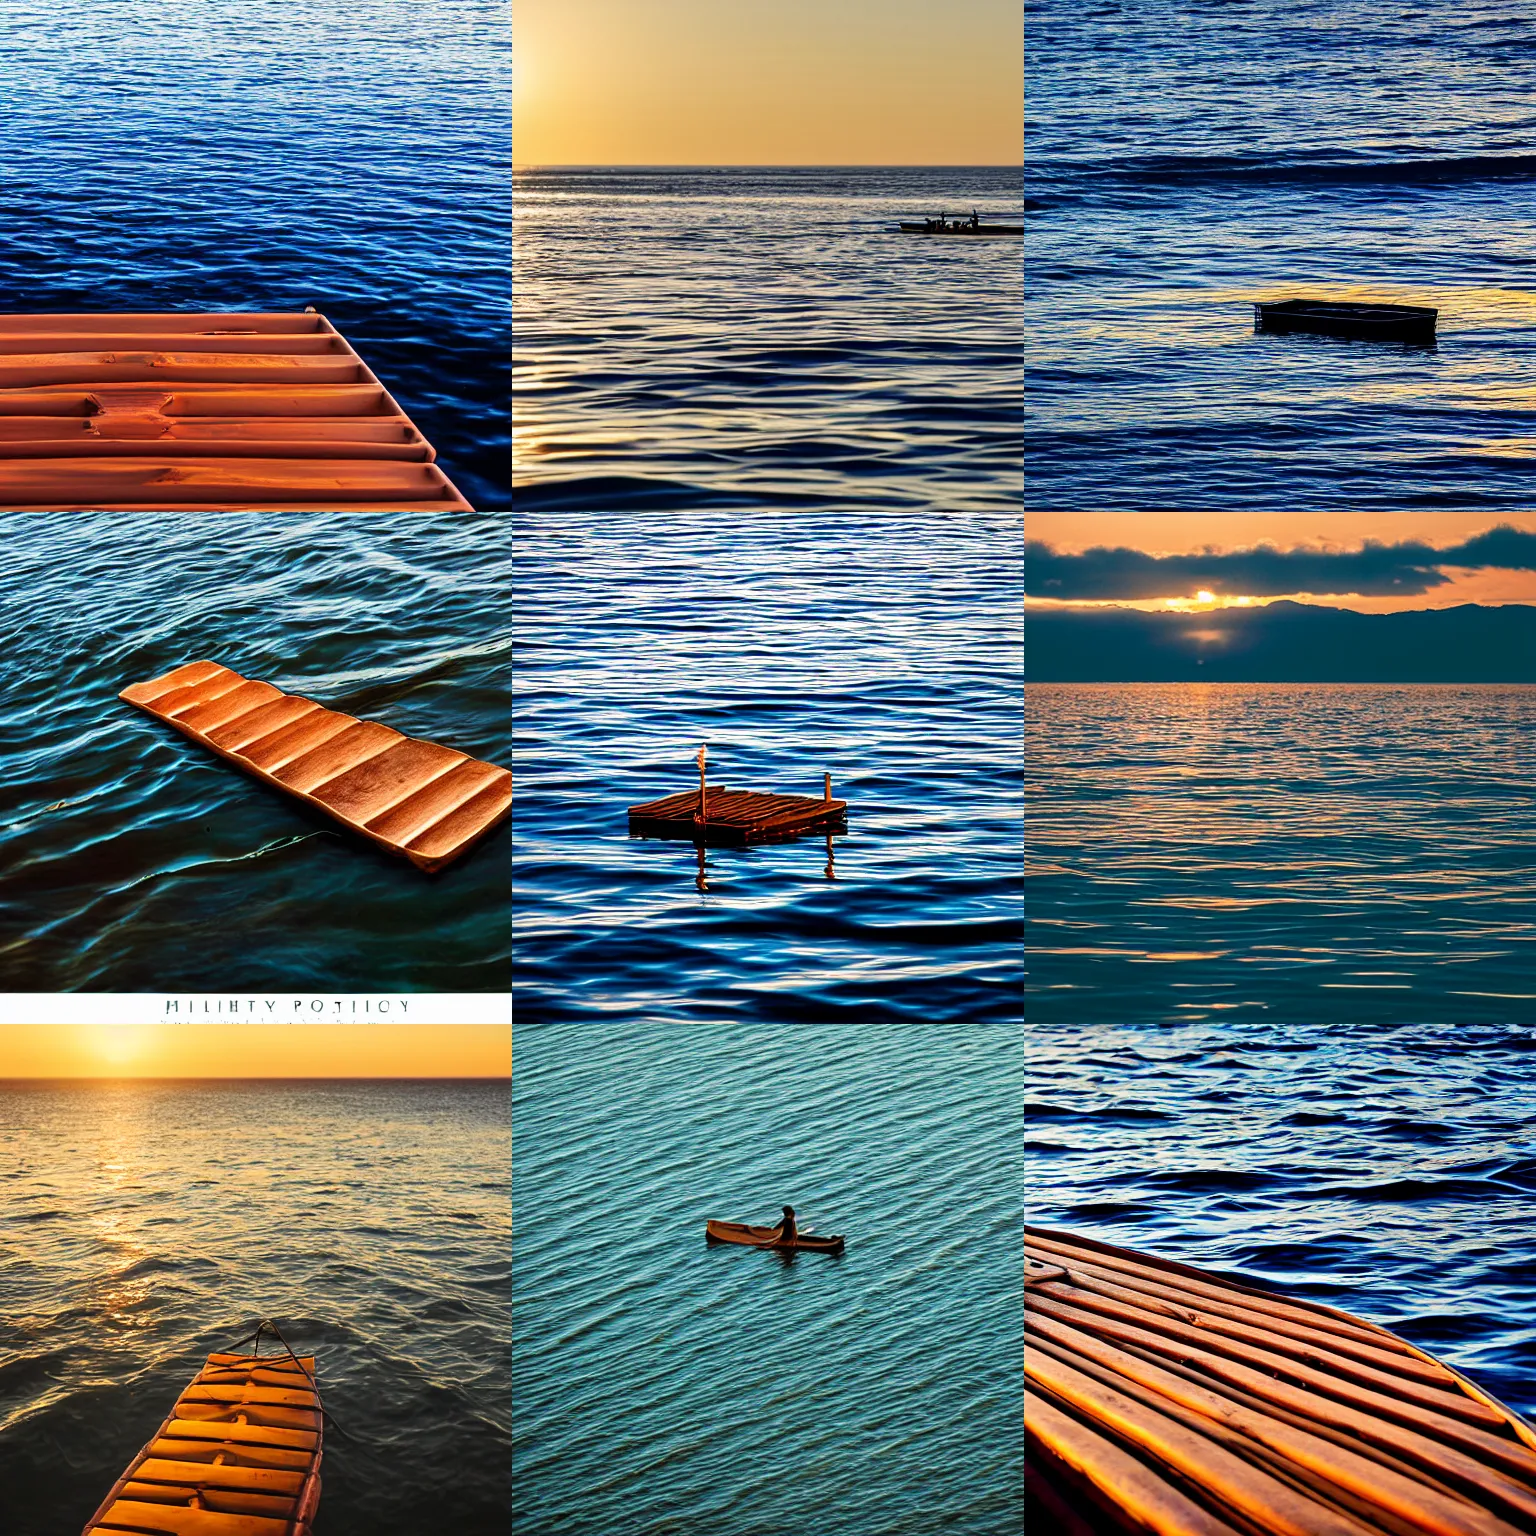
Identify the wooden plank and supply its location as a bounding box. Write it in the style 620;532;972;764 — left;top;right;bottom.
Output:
90;1499;292;1535
120;661;509;873
0;310;471;508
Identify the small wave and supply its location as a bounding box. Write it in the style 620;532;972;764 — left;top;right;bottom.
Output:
1036;151;1536;187
512;474;840;510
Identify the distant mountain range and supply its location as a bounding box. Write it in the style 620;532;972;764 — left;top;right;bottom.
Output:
1028;601;1536;682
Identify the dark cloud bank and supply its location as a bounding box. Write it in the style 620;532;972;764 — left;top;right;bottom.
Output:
1029;602;1536;682
1026;527;1536;600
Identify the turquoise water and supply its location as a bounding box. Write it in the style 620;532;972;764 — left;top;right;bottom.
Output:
513;1023;1023;1534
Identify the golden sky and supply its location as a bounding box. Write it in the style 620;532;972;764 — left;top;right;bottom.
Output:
0;1025;511;1079
1029;513;1536;613
514;0;1022;166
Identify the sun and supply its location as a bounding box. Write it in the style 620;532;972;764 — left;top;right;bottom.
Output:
1195;590;1216;604
82;1025;156;1070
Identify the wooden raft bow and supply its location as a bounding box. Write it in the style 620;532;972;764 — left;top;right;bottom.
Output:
1025;1226;1536;1536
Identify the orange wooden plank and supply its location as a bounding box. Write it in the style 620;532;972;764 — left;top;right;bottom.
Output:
121;661;509;873
0;310;471;507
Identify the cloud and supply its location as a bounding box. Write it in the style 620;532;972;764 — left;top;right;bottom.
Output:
1025;526;1536;600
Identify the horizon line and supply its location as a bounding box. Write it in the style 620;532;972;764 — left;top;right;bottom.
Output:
512;161;1024;170
0;1075;512;1083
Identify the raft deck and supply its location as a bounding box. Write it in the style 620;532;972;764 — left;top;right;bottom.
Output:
121;660;510;872
0;310;472;509
627;786;848;846
1026;1225;1536;1536
81;1349;322;1536
1254;299;1437;342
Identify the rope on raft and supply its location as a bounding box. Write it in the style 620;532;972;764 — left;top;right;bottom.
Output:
225;1316;353;1442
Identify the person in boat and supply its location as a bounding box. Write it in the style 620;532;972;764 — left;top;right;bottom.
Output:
774;1205;798;1243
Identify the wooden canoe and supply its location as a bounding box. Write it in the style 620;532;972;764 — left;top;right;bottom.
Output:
81;1342;322;1536
705;1219;846;1254
1026;1225;1536;1536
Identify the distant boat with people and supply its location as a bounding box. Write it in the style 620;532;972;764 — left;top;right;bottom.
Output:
899;208;1023;237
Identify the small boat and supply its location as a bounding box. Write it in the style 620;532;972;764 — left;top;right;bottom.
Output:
899;213;1024;237
1027;1226;1536;1536
82;1323;323;1536
706;1219;846;1254
1254;298;1437;341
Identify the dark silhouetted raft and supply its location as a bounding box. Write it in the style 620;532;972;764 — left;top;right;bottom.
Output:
627;786;848;845
1255;299;1438;342
82;1342;323;1536
0;310;472;509
1026;1226;1536;1536
120;661;510;872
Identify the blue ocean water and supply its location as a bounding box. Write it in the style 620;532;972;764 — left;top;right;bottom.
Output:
514;166;1023;511
513;167;1023;1023
1026;0;1536;510
1028;685;1536;1023
1026;0;1536;1441
0;1079;511;1536
1026;1022;1536;1419
0;0;507;507
514;1022;1022;1535
512;508;1022;1023
0;513;510;991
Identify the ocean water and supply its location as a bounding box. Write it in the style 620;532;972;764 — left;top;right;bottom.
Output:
0;1079;511;1536
512;508;1022;1023
514;166;1022;512
1026;0;1536;510
513;1021;1022;1535
1026;1021;1536;1419
0;0;507;508
1028;684;1536;1023
512;167;1022;1023
0;513;510;991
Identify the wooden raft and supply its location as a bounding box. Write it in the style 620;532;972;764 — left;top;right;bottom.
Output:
0;310;472;510
81;1349;322;1536
627;786;848;846
121;660;510;872
1026;1226;1536;1536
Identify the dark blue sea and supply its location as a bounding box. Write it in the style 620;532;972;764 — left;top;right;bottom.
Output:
513;166;1024;1024
1027;0;1536;511
0;0;507;507
1027;0;1536;1434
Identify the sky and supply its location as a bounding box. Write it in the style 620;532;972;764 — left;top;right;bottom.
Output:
0;1025;511;1079
513;0;1022;166
1028;514;1536;614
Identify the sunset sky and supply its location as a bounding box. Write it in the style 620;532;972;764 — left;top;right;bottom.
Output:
0;1025;511;1079
513;0;1022;165
1028;514;1536;613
